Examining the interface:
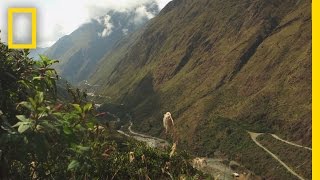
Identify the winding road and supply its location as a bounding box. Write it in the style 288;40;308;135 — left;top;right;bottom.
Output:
114;115;309;180
270;134;311;151
119;122;234;179
128;122;167;143
248;132;306;180
112;109;310;180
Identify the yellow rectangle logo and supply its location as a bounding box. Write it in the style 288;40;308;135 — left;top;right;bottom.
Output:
8;8;37;49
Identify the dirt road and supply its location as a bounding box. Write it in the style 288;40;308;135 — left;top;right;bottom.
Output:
120;123;234;179
248;132;305;180
270;134;311;151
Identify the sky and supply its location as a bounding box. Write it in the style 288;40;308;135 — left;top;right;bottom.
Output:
0;0;171;47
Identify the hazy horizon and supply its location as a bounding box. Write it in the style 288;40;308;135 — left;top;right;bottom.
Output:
0;0;172;48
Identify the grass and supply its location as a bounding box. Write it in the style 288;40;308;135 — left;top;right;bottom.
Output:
257;134;311;180
191;117;300;179
87;0;311;178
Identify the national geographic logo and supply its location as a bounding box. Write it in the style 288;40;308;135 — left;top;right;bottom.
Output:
7;8;37;49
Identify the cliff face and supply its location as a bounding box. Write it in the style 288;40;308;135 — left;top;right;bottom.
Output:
45;2;159;84
89;0;311;178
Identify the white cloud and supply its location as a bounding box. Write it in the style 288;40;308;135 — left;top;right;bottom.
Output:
156;0;172;9
97;15;114;38
122;28;129;35
0;0;172;47
133;6;155;25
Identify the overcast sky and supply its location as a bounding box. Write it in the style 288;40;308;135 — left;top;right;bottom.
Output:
0;0;171;47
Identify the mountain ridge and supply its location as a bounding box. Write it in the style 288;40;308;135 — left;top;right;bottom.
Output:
87;0;311;178
45;1;160;84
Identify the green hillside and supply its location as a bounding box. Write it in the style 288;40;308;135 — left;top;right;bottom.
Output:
0;42;203;179
88;0;311;178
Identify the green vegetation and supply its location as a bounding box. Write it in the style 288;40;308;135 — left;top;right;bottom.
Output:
257;134;311;179
3;0;309;178
0;42;203;179
87;0;311;178
192;117;298;179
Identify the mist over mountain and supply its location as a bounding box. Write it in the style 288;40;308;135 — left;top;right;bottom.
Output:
86;0;311;178
45;1;159;84
40;0;312;178
3;0;312;178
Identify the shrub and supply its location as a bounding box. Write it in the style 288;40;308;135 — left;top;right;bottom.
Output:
0;42;201;179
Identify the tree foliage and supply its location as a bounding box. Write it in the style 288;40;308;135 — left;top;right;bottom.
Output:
0;42;201;179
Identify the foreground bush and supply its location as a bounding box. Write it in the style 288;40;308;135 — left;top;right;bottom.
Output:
0;42;201;179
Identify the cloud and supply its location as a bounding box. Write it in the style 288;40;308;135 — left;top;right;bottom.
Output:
97;15;114;38
133;5;155;25
0;0;172;47
156;0;172;9
122;28;129;35
85;0;151;14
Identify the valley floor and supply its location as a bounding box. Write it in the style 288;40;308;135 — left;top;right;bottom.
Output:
119;122;236;179
119;121;311;180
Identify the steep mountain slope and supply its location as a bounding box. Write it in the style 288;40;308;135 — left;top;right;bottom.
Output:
28;47;49;60
89;0;311;178
45;2;159;84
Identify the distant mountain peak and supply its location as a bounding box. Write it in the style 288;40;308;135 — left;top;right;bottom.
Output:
44;1;160;84
94;3;159;39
